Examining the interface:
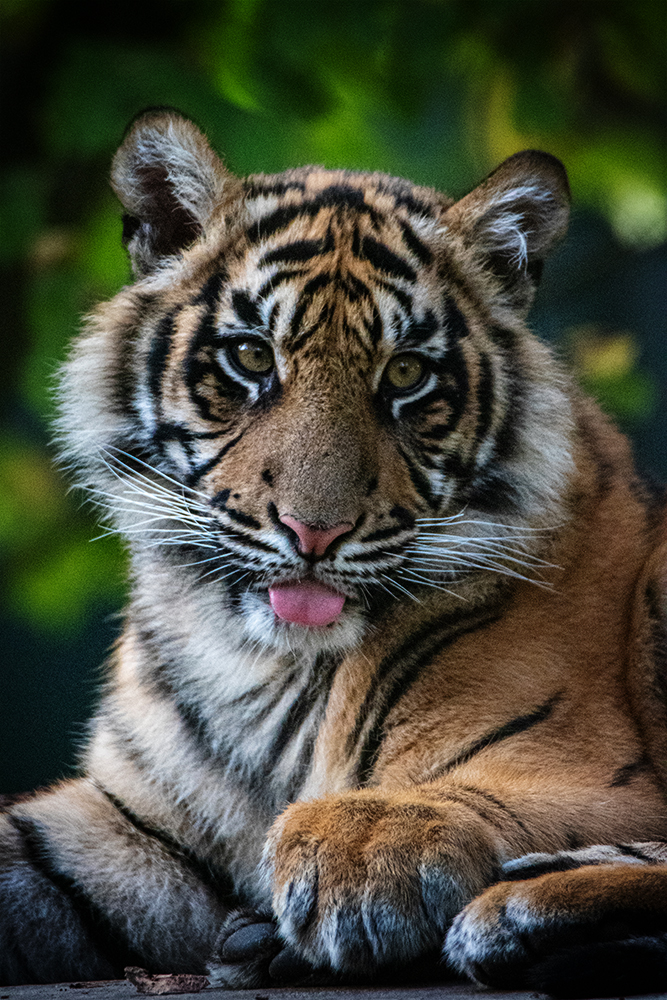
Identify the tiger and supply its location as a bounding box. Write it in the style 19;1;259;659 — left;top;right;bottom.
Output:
1;109;666;996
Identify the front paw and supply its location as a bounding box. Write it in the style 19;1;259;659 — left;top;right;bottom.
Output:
263;792;498;975
444;863;667;995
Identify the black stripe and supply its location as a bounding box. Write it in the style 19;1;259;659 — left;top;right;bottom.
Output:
502;854;597;879
352;605;505;786
316;184;367;210
364;304;384;345
444;297;470;339
262;239;328;265
466;467;525;516
610;754;651;787
492;331;526;464
248;203;305;242
265;652;341;773
450;784;531;837
475;351;495;448
360;235;416;283
192;270;226;309
258;268;304;298
210;490;261;529
398;309;438;348
8;813;143;974
185;432;245;487
219;529;280;555
399;220;433;266
185;306;246;423
344;272;373;304
231;290;262;329
247;188;383;244
109;294;156;419
383;186;435;218
99;788;235;901
146;309;177;416
396;445;437;508
377;278;414;314
287;275;333;350
245;179;306;199
360;523;408;544
142;636;301;772
428;692;563;779
615;843;661;863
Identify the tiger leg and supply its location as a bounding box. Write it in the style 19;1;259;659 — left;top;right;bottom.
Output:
445;844;667;997
0;779;229;986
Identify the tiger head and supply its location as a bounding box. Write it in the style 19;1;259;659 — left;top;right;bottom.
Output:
58;110;573;656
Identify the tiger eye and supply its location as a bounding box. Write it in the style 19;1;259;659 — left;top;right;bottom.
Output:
233;340;274;374
384;354;425;390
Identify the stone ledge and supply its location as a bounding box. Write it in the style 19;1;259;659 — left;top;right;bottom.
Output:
1;980;665;1000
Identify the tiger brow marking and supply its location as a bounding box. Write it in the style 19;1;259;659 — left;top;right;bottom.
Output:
231;290;263;329
427;692;563;781
353;604;506;786
8;813;144;973
395;308;438;348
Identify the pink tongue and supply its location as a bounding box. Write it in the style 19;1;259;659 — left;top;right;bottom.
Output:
269;580;346;627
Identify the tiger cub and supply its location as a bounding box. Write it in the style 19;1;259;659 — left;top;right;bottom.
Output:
1;110;666;995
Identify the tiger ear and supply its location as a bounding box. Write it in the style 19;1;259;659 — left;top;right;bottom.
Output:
445;150;570;315
111;109;231;276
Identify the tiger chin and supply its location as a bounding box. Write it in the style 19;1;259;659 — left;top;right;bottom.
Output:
1;109;666;996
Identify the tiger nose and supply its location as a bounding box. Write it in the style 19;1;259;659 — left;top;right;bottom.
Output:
279;514;354;557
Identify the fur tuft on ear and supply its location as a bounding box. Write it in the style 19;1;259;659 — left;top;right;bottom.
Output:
446;150;570;315
111;109;230;276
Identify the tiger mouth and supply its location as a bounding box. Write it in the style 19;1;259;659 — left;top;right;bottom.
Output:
268;579;347;627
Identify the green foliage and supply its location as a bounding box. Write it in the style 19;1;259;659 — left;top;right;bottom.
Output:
1;0;665;638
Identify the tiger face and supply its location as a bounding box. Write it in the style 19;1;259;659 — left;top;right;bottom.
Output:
59;111;572;657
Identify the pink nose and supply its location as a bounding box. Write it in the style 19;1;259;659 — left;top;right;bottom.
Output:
279;514;354;557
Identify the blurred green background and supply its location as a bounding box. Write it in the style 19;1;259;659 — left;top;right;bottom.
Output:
1;0;665;794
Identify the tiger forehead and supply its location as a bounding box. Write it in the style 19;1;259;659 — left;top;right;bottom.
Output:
207;171;451;354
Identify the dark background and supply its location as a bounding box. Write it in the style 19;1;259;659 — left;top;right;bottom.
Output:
1;0;665;793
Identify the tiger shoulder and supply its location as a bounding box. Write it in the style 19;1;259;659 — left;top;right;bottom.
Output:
1;109;666;995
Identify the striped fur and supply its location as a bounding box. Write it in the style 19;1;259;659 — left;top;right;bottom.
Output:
2;111;666;992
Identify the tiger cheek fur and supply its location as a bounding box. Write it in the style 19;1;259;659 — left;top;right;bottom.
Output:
2;109;666;993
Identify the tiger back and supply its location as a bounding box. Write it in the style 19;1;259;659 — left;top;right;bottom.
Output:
1;110;666;994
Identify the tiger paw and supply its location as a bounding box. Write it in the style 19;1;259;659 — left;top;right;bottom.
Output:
263;792;498;974
444;862;667;996
207;908;337;988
